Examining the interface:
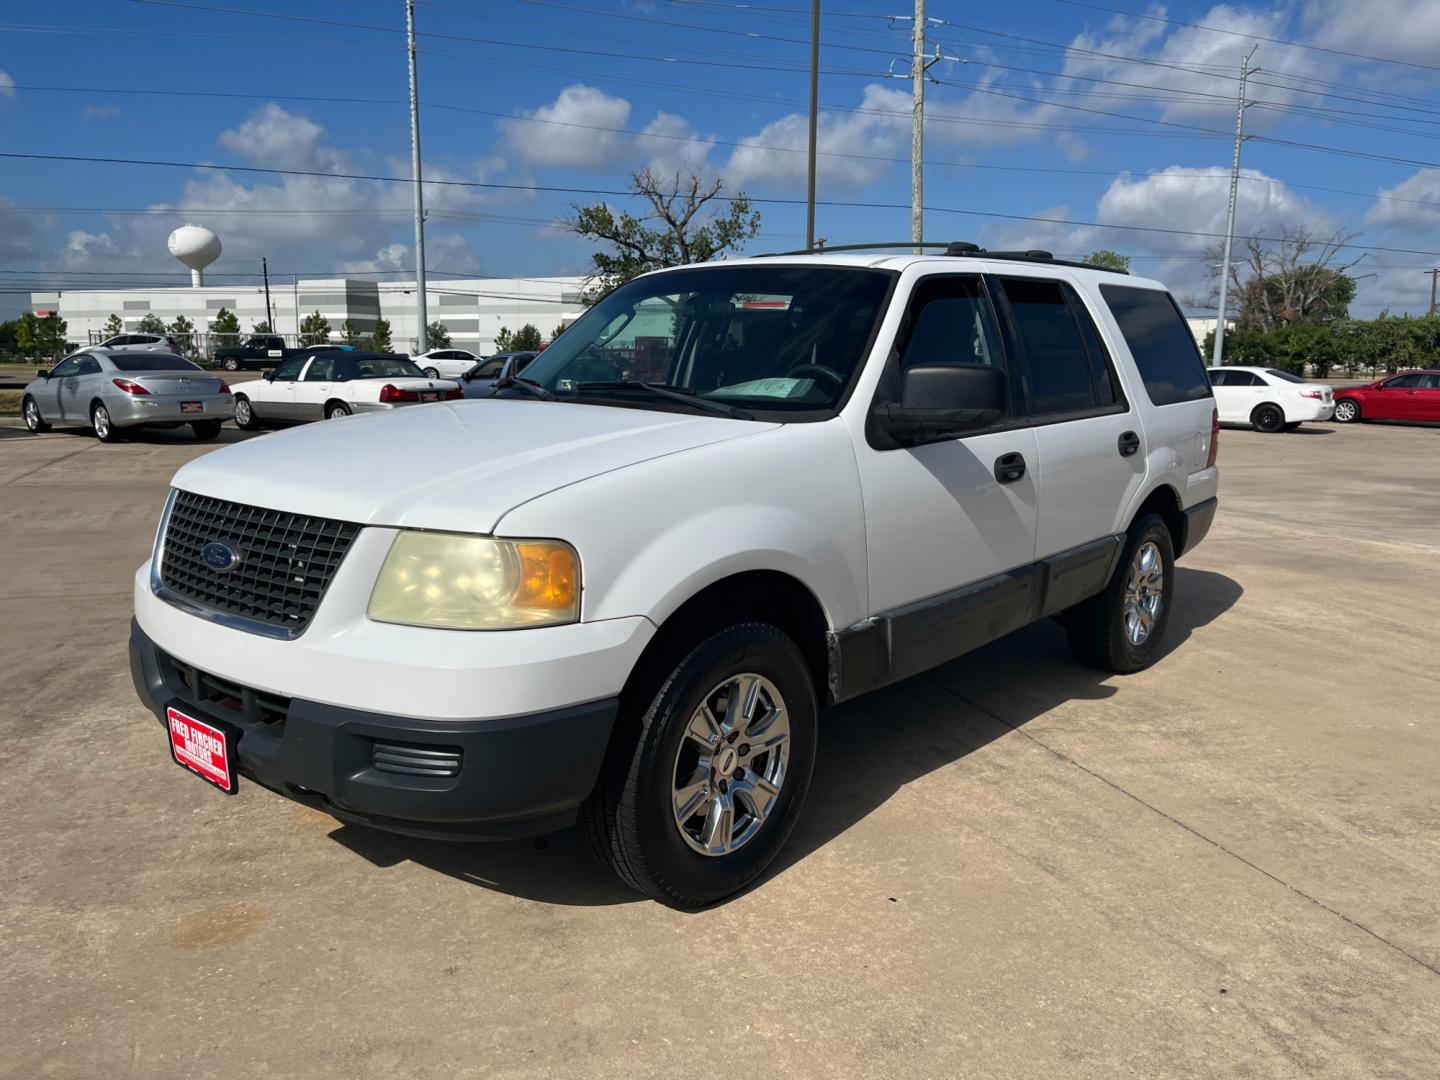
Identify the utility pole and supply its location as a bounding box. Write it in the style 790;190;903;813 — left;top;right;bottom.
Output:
805;0;820;251
261;256;274;332
909;3;941;253
1426;268;1439;317
406;0;429;353
1213;46;1258;366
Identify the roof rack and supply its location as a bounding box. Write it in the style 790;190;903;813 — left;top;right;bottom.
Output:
756;240;1129;274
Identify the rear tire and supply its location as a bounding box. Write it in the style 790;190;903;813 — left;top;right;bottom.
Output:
191;419;222;440
325;401;352;419
1333;399;1361;423
21;396;50;433
223;356;240;371
233;395;261;431
1251;403;1285;433
91;403;124;443
581;622;818;908
1065;513;1175;674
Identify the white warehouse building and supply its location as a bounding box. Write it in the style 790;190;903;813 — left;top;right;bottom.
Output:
29;275;589;356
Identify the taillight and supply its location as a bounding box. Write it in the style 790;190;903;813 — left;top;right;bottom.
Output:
216;381;231;394
444;386;463;400
112;378;150;395
378;383;419;403
1299;389;1322;400
1206;407;1219;468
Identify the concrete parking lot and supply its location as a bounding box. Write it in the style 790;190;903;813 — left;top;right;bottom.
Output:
2;417;1438;1079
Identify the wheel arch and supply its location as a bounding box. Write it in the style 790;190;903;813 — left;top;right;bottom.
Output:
1128;483;1186;554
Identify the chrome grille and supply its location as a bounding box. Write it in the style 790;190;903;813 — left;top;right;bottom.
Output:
160;490;361;636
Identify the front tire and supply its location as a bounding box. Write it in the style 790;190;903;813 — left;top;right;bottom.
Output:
1065;513;1175;674
581;622;818;908
1333;399;1361;423
21;396;50;433
1252;403;1285;433
223;356;240;371
92;403;123;443
233;395;260;430
191;419;222;440
423;366;440;379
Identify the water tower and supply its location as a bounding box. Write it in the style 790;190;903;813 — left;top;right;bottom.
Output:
168;224;222;287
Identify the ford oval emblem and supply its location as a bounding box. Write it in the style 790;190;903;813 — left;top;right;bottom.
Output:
201;540;241;572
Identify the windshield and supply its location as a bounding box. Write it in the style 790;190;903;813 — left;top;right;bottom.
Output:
343;356;424;379
516;265;893;417
111;354;201;372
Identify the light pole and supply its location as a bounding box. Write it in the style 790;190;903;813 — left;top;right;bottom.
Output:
805;0;820;251
1213;47;1258;366
406;0;429;354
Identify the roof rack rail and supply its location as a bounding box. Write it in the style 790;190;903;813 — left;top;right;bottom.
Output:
756;240;1129;274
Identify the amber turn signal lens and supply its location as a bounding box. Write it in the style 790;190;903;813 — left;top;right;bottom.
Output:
513;543;578;612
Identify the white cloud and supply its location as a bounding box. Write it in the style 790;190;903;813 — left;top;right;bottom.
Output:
500;85;632;168
219;103;336;171
636;112;714;175
0;71;15;99
83;104;121;120
1367;168;1440;231
1303;0;1440;68
725;84;908;190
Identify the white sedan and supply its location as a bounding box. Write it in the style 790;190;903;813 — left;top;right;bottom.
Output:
233;351;459;429
410;347;482;379
1206;365;1334;433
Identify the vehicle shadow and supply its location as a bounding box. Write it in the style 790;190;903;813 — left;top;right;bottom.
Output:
328;567;1244;909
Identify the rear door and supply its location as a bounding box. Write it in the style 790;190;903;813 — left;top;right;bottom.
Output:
994;275;1144;560
1413;373;1440;421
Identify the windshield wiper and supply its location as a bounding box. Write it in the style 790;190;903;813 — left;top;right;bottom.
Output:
490;376;557;401
572;381;753;420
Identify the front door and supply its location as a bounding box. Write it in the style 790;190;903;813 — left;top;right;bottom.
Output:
34;355;80;420
64;355;104;421
256;354;307;420
854;274;1039;619
991;276;1146;560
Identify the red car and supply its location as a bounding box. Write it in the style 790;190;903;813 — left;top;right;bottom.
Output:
1332;370;1440;424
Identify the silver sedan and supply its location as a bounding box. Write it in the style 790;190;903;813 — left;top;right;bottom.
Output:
21;349;235;442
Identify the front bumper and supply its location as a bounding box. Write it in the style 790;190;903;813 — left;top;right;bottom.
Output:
109;394;235;427
130;619;618;839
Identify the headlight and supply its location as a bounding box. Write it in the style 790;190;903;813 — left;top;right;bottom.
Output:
367;531;580;630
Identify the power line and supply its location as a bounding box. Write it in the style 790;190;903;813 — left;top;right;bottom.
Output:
4;150;1437;258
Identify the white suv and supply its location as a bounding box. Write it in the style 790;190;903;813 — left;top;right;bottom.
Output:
131;246;1219;906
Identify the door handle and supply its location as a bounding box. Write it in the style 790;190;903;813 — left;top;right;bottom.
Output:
1117;430;1141;457
994;452;1027;484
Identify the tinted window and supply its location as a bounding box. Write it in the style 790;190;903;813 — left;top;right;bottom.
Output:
1422;374;1440;389
110;353;200;372
50;356;84;378
1386;373;1424;389
512;354;535;374
1100;285;1211;406
271;355;307;381
1207;369;1229;386
1265;368;1306;384
1000;278;1096;414
1234;370;1264;386
349;356;424;379
474;359;504;378
304;356;336;381
899;276;1002;370
75;357;102;376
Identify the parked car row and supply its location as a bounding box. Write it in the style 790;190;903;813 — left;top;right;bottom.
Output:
1207;365;1440;431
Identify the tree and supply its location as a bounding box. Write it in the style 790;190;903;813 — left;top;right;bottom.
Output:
34;313;69;360
341;319;362;346
493;326;513;352
569;168;762;300
136;313;167;334
510;324;544;351
167;315;197;358
210;307;240;338
14;313;38;355
252;320;273;334
299;311;331;346
0;318;19;357
102;313;124;338
370;317;392;353
1084;249;1131;272
550;322;568;343
1204;227;1363;331
426;321;452;349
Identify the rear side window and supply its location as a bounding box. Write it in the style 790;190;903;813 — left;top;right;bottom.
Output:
1100;285;1210;406
110;354;200;372
1265;368;1306;384
998;277;1101;414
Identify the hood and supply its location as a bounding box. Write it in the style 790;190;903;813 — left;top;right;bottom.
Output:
170;399;774;533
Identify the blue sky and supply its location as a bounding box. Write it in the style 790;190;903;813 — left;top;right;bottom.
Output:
4;0;1440;320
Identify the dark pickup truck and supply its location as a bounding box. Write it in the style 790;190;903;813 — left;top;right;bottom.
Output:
211;335;292;371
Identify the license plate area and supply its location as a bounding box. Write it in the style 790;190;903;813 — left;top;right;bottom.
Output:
181;401;203;414
419;391;439;403
167;705;238;794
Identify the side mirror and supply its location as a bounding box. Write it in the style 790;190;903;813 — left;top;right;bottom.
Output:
461;371;472;382
262;370;275;382
875;364;1008;446
36;369;50;379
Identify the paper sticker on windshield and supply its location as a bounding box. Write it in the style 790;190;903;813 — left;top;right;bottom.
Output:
733;294;793;311
718;378;813;398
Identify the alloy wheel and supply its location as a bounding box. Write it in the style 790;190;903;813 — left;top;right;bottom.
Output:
93;407;110;440
23;399;40;431
670;673;790;857
1123;541;1165;646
